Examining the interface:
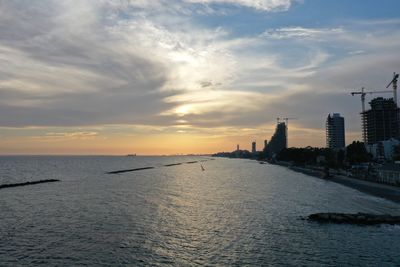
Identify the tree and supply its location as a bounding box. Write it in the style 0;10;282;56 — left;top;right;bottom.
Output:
393;145;400;161
336;149;345;167
346;141;371;165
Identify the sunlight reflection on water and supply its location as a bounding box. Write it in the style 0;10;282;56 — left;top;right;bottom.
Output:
0;156;400;266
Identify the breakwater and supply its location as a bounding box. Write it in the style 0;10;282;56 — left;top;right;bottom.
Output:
0;179;60;190
107;159;209;174
164;163;182;167
309;212;400;225
107;167;155;174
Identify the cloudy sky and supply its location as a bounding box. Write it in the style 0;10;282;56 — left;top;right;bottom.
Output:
0;0;400;155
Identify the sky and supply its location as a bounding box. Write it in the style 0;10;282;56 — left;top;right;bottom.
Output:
0;0;400;155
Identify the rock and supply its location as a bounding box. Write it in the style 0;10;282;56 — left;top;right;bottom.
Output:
164;163;182;167
107;167;154;174
0;179;60;190
308;212;400;225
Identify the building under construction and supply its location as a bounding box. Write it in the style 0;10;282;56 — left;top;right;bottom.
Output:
264;122;287;157
362;97;400;145
326;113;345;149
351;72;399;145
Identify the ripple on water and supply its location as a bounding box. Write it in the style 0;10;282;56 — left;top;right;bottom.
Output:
0;156;400;266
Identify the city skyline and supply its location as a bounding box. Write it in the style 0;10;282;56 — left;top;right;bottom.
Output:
1;1;400;154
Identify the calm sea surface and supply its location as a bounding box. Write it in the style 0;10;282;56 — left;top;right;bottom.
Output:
1;156;400;266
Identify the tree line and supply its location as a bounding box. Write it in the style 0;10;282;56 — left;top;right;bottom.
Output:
274;141;371;168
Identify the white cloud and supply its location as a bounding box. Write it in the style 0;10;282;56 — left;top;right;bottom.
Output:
123;0;294;12
44;131;99;139
184;0;293;11
263;26;344;39
0;0;399;148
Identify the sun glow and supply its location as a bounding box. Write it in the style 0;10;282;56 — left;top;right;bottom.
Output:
175;105;193;116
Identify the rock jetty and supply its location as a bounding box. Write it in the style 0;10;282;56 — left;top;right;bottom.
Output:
107;167;154;174
164;163;182;167
0;179;60;190
308;212;400;225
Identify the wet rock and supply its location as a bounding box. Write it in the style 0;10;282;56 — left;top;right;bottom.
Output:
308;212;400;225
164;163;182;167
0;179;60;190
107;167;154;174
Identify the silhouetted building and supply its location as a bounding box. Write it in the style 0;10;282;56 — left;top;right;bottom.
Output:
265;122;287;157
363;97;400;145
264;140;268;150
237;144;240;151
368;138;400;161
252;141;256;154
378;163;400;185
326;113;345;149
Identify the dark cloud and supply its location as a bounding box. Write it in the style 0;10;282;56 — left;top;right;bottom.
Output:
0;0;177;127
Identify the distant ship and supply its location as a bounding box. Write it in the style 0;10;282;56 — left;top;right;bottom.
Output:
126;154;136;157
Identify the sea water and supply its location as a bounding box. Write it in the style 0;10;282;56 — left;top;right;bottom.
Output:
1;156;400;266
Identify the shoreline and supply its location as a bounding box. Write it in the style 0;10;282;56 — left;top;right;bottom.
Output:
272;162;400;204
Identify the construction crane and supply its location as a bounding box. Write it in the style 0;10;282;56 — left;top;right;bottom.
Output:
276;117;298;126
351;87;392;143
350;87;392;113
386;72;399;105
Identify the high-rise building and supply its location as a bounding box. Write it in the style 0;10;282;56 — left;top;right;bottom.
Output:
363;97;400;145
326;113;345;149
264;140;268;150
265;122;287;157
252;141;256;154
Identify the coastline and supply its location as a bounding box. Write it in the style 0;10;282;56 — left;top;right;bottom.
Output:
272;162;400;204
